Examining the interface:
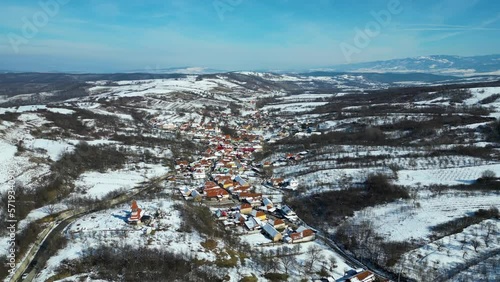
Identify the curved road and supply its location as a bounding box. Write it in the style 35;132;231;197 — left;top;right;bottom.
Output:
10;173;172;282
13;172;412;281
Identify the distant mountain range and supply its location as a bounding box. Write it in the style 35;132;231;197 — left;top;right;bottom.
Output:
2;55;499;77
316;54;500;76
141;55;500;76
125;66;225;75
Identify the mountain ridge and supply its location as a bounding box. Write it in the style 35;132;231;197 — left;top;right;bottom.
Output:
318;54;500;76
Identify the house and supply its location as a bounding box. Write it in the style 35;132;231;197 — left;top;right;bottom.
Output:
175;160;189;170
271;178;284;187
221;179;234;189
191;190;202;201
268;218;286;230
262;223;282;242
205;188;229;200
250;210;267;221
162;123;176;131
285;227;315;243
214;209;228;220
244;216;263;231
233;212;247;225
279;205;297;218
180;187;192;197
238;192;263;206
192;169;206;179
280;205;295;214
214;175;232;184
239;203;253;215
262;197;273;207
204;181;219;190
233;175;247;186
346;270;376;282
287;179;299;190
262;197;274;211
231;184;251;194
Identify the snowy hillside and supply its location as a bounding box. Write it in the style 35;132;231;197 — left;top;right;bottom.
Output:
1;73;500;281
322;54;500;76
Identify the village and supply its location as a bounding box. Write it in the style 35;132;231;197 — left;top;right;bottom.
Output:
119;107;380;282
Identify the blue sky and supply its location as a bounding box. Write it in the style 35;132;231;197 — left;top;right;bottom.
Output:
0;0;499;72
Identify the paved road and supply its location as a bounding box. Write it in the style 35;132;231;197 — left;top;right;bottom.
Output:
10;174;172;282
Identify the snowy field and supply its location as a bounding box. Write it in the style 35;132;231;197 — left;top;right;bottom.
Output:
395;219;500;281
73;164;168;199
397;163;500;186
349;191;500;242
36;199;215;281
262;102;328;113
87;76;244;98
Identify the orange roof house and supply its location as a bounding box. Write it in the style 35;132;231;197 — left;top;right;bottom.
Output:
346;270;376;282
271;178;284;187
205;181;219;189
250;210;267;221
286;228;315;243
239;203;253;214
268;218;286;229
232;184;251;193
205;188;229;200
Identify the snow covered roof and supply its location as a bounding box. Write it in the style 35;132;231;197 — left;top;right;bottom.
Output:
262;223;280;238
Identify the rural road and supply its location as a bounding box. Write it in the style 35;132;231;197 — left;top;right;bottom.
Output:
9;173;172;282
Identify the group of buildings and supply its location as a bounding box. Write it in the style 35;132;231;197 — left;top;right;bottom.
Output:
165;113;318;245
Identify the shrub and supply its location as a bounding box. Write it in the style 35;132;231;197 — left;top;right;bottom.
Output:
480;170;496;180
201;239;218;250
0;112;20;122
215;249;239;268
263;273;289;281
289;175;408;226
239;275;258;282
174;203;223;237
479;93;500;104
53;245;222;281
430;207;499;239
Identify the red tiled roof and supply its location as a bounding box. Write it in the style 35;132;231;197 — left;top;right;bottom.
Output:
206;188;229;198
351;271;375;282
272;219;284;226
205;181;219;189
290;229;314;241
240;203;252;210
239;192;262;198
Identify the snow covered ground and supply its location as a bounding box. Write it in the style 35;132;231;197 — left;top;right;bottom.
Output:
36;199;216;281
349;191;500;242
2;75;500;281
73;164;168;199
262;102;328;113
397;163;500;186
395;219;500;281
87;76;244;98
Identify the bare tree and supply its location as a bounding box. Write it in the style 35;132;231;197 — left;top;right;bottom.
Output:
470;239;482;252
328;256;338;270
482;222;496;247
435;240;445;252
460;235;468;250
304;245;325;274
280;252;297;275
43;204;57;215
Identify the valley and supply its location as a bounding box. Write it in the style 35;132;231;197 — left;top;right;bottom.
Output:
0;72;499;282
